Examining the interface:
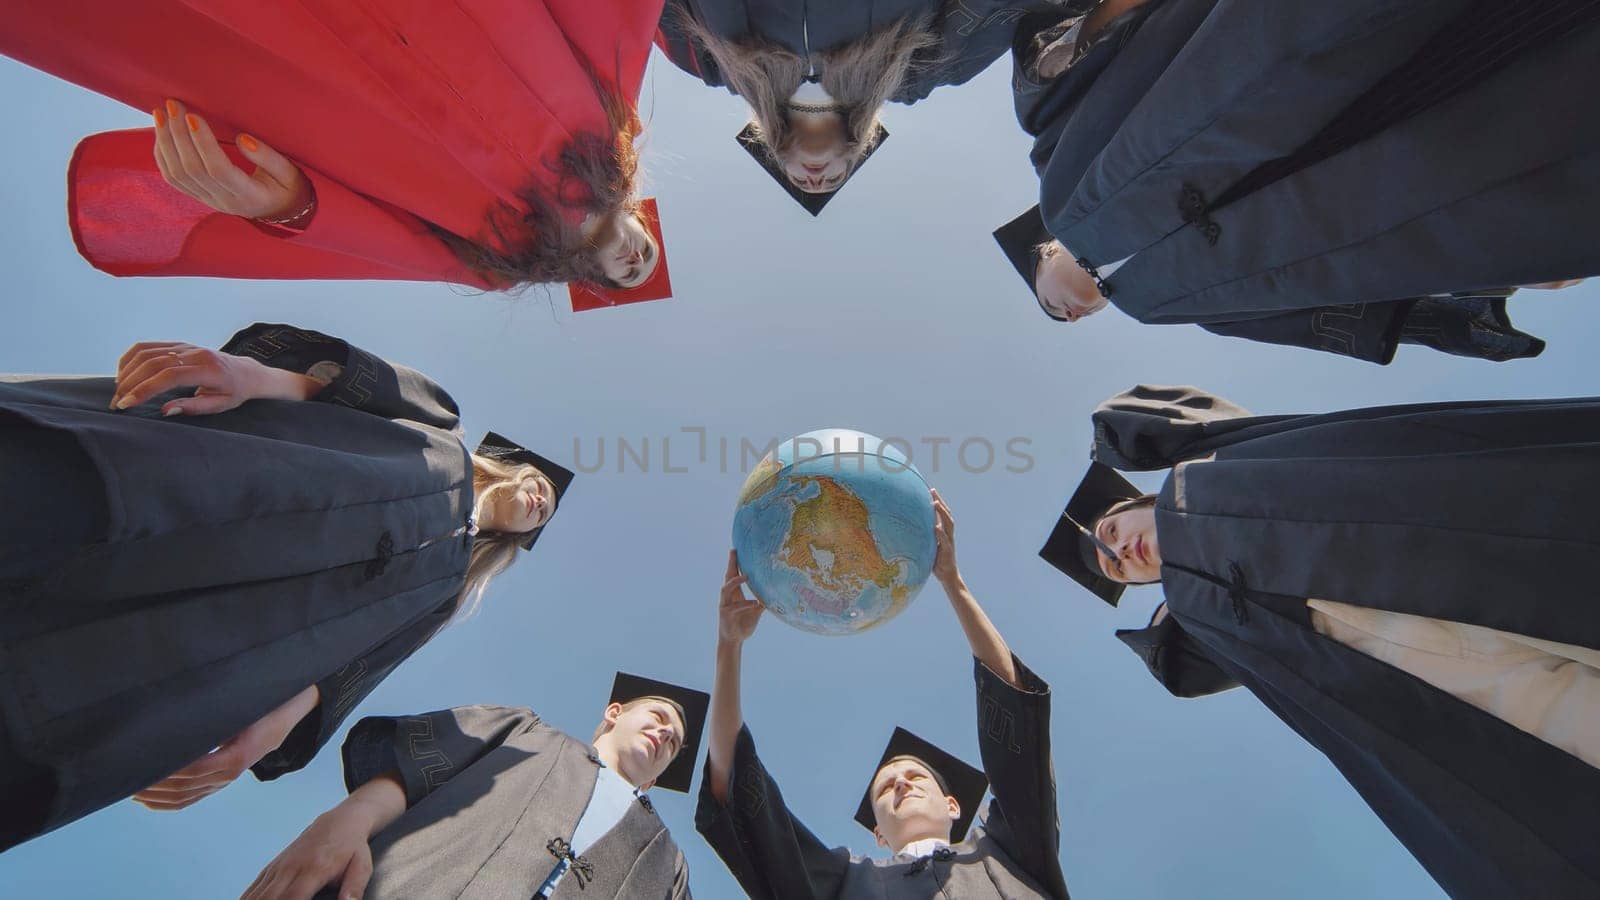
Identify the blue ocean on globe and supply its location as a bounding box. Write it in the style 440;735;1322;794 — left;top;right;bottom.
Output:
732;429;937;636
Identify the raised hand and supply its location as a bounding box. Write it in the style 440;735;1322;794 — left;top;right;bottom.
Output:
719;549;764;647
111;341;321;416
153;98;311;221
240;803;376;900
133;686;317;811
931;488;960;585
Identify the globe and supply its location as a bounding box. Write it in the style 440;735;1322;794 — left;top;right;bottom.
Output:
732;429;937;636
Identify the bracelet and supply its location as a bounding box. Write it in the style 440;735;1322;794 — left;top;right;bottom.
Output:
254;193;317;226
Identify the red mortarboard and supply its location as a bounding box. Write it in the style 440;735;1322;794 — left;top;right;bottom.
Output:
568;198;672;312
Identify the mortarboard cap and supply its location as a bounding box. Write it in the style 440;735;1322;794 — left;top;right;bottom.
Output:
853;727;988;842
736;121;889;216
1115;606;1240;699
569;198;673;312
1040;462;1144;606
992;205;1069;321
473;432;576;550
607;672;711;793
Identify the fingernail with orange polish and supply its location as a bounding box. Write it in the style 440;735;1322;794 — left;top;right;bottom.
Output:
164;99;180;118
185;114;200;133
238;134;259;152
153;107;166;127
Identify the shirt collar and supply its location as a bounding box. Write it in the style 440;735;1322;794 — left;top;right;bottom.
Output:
895;837;952;860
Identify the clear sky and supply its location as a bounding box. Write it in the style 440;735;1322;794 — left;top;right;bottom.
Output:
2;43;1596;900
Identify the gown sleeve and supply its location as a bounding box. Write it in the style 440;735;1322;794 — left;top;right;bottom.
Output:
1089;385;1272;471
336;705;543;806
694;726;851;900
68;129;491;286
219;322;463;432
1196;301;1414;365
250;598;455;781
972;655;1070;899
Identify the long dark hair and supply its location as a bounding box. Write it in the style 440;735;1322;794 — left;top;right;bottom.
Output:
430;71;645;292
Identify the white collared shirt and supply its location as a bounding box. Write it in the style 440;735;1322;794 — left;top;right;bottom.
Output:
896;837;953;860
536;764;642;896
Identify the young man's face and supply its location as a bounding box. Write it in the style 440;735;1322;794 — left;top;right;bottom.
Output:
603;698;686;789
869;757;959;849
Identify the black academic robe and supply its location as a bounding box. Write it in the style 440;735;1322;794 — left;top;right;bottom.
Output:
316;705;690;899
1014;0;1599;334
0;323;473;850
696;657;1068;899
658;0;1086;104
1091;384;1600;899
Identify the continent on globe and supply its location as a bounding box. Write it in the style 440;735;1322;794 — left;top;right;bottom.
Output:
779;475;909;606
732;429;937;636
737;453;784;506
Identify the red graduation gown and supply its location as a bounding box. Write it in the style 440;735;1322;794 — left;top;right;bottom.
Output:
1;0;662;284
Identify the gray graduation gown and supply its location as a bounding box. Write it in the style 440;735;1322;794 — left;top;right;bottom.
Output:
0;323;472;849
319;705;691;899
1092;385;1600;898
1021;0;1600;326
696;656;1068;899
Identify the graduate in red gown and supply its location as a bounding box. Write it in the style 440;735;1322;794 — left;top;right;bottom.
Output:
0;0;672;305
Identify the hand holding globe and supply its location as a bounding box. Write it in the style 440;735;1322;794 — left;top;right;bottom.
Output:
718;549;764;646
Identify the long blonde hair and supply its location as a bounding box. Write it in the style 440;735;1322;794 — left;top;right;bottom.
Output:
454;453;556;621
674;10;941;166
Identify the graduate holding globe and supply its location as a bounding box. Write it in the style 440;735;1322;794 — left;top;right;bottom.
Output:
704;483;1068;898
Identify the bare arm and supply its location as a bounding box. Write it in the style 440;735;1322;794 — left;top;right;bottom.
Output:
240;771;406;900
709;550;763;805
931;490;1019;687
134;685;321;811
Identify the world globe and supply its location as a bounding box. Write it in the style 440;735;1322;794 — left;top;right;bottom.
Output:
732;429;937;636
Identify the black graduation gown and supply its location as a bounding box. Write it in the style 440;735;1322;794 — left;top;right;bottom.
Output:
695;656;1069;899
1091;384;1600;899
658;0;1086;104
1014;0;1599;339
316;705;690;899
0;323;473;850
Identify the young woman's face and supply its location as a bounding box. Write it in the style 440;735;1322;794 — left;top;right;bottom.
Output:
479;473;556;534
1036;242;1109;322
592;212;659;289
1094;503;1162;584
781;110;851;193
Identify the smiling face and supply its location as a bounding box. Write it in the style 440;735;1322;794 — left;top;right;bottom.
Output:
589;211;659;289
869;756;959;850
1035;241;1109;322
476;470;557;535
598;698;686;790
780;109;852;193
1093;500;1163;585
